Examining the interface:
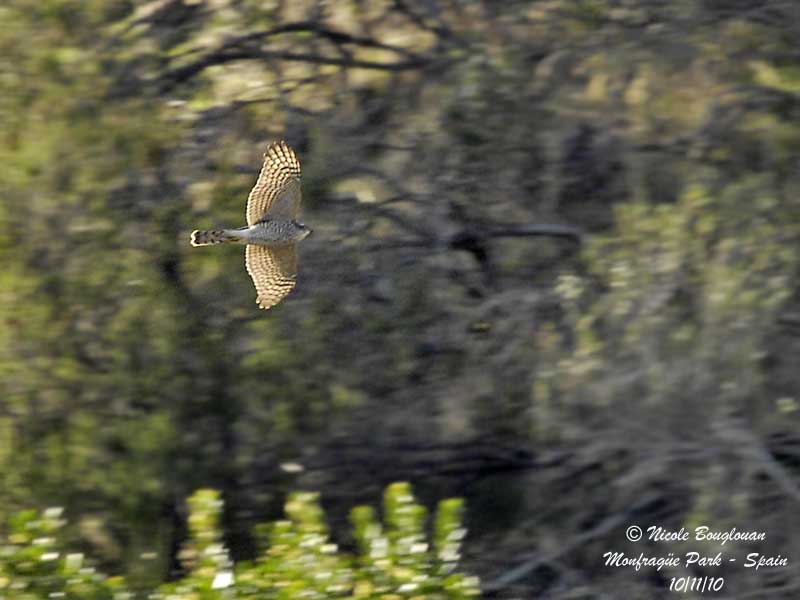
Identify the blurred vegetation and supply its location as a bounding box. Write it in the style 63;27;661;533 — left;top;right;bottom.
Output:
1;0;799;597
0;483;478;598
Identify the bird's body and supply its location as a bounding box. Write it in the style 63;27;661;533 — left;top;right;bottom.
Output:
190;141;311;310
190;219;310;247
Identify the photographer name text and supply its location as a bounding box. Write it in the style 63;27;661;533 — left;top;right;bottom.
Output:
648;525;765;545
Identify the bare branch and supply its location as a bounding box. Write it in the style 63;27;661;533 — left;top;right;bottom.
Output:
158;22;430;92
488;224;585;244
483;493;661;595
160;50;429;92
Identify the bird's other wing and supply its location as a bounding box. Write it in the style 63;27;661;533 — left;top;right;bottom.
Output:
246;141;302;226
245;243;298;310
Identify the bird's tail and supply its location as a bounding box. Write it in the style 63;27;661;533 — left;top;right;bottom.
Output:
190;229;241;246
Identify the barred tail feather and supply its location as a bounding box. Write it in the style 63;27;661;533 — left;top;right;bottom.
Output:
190;229;239;246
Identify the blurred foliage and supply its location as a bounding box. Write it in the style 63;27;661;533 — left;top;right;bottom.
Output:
545;177;797;423
0;507;124;600
1;0;799;597
0;484;478;599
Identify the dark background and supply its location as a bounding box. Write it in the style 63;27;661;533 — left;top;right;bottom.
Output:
1;0;799;597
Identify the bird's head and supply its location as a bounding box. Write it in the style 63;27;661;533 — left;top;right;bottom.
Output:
294;220;312;239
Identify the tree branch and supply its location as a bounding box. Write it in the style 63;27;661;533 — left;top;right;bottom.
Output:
366;224;586;252
158;22;429;92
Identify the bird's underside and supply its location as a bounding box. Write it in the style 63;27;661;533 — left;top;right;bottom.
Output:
189;141;307;310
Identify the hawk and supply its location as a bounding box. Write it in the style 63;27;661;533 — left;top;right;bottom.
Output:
190;141;311;310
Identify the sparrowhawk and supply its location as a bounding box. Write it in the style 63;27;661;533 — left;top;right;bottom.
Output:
190;141;311;310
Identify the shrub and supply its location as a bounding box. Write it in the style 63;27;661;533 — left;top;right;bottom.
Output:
0;484;479;599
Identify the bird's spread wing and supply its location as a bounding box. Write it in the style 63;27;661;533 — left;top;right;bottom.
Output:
246;141;302;226
245;244;298;310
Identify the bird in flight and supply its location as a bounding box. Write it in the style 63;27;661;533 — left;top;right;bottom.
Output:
190;141;311;310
